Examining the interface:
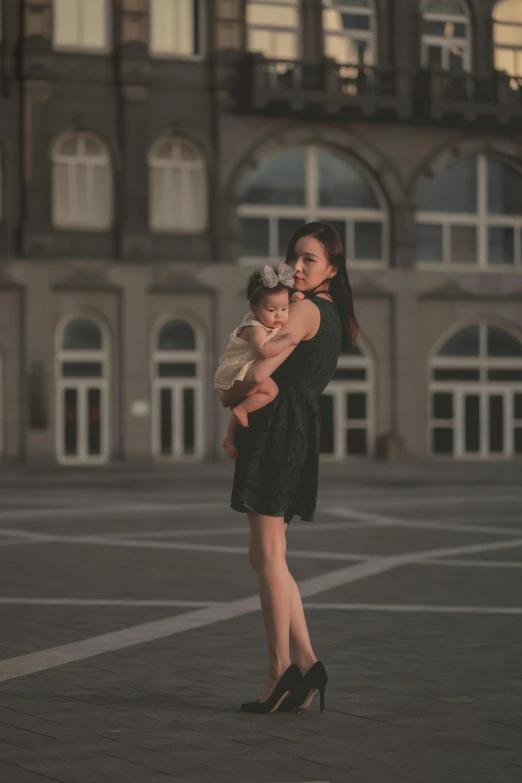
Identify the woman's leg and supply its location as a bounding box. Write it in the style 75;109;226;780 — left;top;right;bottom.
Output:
287;563;318;673
232;378;278;428
248;511;292;701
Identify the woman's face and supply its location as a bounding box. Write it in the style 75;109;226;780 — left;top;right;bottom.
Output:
287;236;336;294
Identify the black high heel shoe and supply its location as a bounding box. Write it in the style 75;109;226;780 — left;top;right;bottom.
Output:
278;661;328;712
240;663;302;714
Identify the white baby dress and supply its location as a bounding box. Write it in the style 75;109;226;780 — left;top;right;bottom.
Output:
213;313;281;391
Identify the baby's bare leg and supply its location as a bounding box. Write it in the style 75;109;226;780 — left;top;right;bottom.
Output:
232;378;279;428
219;380;258;409
222;414;239;459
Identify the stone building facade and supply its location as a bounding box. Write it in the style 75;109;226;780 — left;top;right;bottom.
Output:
0;0;522;465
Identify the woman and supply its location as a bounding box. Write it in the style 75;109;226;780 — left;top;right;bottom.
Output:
221;221;359;714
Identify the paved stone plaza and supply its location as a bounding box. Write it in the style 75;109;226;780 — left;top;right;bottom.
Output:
1;460;522;783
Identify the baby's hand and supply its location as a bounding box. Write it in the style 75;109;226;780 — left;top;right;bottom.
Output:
290;292;305;302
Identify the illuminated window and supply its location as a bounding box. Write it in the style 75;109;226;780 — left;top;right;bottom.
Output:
421;0;471;72
53;0;109;51
493;0;522;80
150;0;203;56
246;0;300;60
323;0;376;67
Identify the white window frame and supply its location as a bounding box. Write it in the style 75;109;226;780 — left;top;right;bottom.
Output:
55;316;110;466
246;0;301;61
151;317;205;461
417;154;522;270
52;0;110;53
421;0;471;71
321;343;375;460
238;144;388;268
148;136;207;233
429;321;522;459
322;0;376;67
52;132;113;231
149;0;205;59
493;0;522;80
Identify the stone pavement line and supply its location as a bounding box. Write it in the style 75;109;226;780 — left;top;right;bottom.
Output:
2;597;522;614
326;506;522;537
0;529;372;561
1;533;522;684
303;602;522;615
0;500;228;523
0;598;223;607
427;557;522;568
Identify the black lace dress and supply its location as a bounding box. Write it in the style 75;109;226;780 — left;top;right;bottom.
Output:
231;296;342;523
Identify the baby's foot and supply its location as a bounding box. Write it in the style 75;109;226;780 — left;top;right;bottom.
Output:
221;437;238;459
232;405;249;428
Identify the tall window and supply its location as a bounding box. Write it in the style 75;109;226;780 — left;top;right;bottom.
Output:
148;137;207;233
53;0;109;51
416;154;522;268
150;0;203;56
493;1;522;81
246;0;300;60
52;133;112;230
152;319;204;459
430;322;522;458
323;0;376;66
421;0;471;71
320;340;374;459
56;317;110;465
238;145;386;266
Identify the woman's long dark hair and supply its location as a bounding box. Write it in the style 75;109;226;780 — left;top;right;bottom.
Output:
285;221;359;349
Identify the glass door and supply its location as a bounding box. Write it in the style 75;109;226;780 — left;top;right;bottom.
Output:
456;388;511;458
59;383;106;463
155;382;199;459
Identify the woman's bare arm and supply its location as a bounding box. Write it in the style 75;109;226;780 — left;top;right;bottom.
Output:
244;299;320;384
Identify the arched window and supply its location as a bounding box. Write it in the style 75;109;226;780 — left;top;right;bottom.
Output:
56;316;110;464
323;0;376;67
421;0;471;71
416;153;522;267
149;0;203;57
320;338;374;459
53;0;109;51
62;318;102;351
430;321;522;458
152;319;204;459
148;137;207;233
493;1;522;82
238;145;386;266
246;0;300;60
52;132;112;230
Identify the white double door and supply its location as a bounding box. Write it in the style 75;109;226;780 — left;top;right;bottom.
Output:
455;386;521;458
153;380;203;459
57;381;108;464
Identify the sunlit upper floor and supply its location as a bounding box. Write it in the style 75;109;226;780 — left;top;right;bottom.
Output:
4;1;521;80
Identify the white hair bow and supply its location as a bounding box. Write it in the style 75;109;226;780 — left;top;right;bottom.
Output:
260;261;295;289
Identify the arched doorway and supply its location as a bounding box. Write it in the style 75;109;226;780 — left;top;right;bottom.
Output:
55;317;110;464
319;340;374;459
151;318;204;460
429;321;522;458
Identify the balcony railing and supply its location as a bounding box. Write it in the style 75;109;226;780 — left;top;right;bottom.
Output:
416;67;522;123
236;54;411;119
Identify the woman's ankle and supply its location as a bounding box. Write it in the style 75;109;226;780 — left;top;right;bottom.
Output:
294;655;317;674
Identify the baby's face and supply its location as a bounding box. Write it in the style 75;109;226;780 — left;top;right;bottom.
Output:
252;289;290;329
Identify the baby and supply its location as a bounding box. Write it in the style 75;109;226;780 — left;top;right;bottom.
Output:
214;261;304;458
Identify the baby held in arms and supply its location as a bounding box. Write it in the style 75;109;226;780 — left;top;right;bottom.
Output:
214;262;304;458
